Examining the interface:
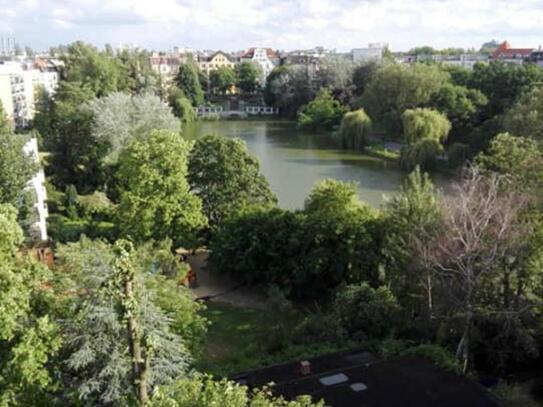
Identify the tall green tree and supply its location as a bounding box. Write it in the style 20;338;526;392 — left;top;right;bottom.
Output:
382;167;441;314
468;61;543;118
360;63;450;133
188;134;276;227
175;62;204;107
503;86;543;141
0;204;60;406
117;130;206;246
265;65;315;117
476;133;543;188
297;88;346;130
209;66;237;94
0;102;37;208
46;81;99;192
57;237;194;406
235;61;261;93
61;41;132;97
168;86;197;123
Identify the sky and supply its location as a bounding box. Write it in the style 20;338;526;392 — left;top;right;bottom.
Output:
1;0;543;52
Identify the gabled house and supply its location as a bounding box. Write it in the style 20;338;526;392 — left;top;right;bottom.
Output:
491;41;533;65
197;51;236;75
241;48;280;83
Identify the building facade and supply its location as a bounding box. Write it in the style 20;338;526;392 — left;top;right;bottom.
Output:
198;51;236;75
241;48;279;83
352;43;385;63
491;41;533;64
22;137;48;241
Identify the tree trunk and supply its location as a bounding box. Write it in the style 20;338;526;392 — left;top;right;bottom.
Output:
124;277;148;406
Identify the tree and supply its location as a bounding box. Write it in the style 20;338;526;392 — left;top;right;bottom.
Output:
338;109;372;150
414;168;531;372
235;62;261;93
332;283;401;340
0;204;60;406
88;92;180;164
175;62;204;107
352;61;380;97
382;167;441;315
168;86;197;123
0;102;37;208
468;61;543;118
61;41;132;97
300;180;381;297
57;237;194;405
265;65;315;117
429;83;487;141
360;63;450;133
117;130;207;247
188;134;276;227
209;66;237;94
400;108;451;171
297;88;346;130
476;133;543;188
503;86;543;141
402;108;451;144
46;81;99;192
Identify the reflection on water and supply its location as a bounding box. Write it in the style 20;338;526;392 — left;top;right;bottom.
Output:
183;120;408;209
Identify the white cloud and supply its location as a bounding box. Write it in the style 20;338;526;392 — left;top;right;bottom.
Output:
1;0;542;51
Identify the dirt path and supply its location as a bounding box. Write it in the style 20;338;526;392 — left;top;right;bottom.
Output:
186;251;269;310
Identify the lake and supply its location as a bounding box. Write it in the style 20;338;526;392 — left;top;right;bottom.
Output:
183;120;410;209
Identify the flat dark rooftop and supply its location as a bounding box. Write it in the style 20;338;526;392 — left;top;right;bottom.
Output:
232;351;502;407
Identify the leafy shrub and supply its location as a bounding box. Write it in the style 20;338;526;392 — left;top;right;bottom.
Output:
298;88;346;130
332;283;401;340
447;142;470;168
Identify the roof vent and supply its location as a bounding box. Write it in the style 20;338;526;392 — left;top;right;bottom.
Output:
299;360;311;376
319;373;348;386
350;382;368;392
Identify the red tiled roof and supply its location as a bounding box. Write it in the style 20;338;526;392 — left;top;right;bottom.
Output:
492;41;533;59
242;47;279;59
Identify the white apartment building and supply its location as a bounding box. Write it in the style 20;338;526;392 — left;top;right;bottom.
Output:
352;43;385;63
241;48;279;83
0;60;59;128
22;137;48;241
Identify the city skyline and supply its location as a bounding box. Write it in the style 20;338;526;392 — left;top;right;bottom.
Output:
1;0;542;52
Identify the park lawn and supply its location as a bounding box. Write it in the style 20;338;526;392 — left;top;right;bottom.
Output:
195;301;346;377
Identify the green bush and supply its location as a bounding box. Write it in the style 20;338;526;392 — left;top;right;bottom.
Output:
298;88;346;130
332;283;401;340
338;109;372;151
399;138;442;171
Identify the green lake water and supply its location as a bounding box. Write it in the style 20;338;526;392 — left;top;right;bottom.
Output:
183;120;413;209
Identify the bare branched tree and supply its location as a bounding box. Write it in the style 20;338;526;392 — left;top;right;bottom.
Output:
413;166;530;373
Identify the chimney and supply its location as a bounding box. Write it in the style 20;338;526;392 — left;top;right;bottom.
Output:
299;360;311;376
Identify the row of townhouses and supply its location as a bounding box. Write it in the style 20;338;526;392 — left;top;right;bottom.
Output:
150;41;543;85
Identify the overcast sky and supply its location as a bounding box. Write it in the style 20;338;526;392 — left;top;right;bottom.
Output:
1;0;543;52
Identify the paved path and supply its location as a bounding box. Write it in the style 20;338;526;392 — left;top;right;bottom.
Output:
186;251;269;310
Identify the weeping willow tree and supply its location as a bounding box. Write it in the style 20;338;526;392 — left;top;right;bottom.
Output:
338;109;372;151
400;108;450;171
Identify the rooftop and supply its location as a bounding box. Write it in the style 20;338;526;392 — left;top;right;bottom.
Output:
232;350;502;407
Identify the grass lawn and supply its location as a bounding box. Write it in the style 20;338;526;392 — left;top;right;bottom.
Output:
195;301;346;377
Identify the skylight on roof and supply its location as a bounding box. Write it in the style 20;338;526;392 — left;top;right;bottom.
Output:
319;373;348;386
350;382;368;392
